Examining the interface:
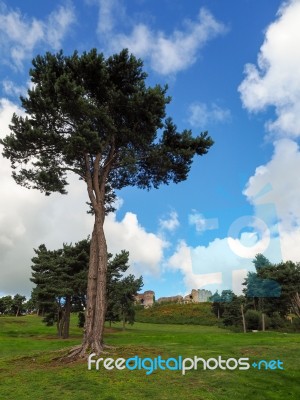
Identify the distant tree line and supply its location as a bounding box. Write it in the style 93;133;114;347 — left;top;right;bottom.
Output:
210;254;300;331
0;294;29;316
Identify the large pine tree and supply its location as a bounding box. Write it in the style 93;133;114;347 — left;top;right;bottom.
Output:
1;48;213;357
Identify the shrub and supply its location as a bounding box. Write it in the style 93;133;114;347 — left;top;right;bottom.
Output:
269;312;286;329
245;310;261;330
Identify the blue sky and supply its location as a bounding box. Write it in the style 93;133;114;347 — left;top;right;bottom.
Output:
1;0;300;299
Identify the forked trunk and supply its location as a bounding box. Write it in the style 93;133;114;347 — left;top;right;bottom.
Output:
66;152;110;360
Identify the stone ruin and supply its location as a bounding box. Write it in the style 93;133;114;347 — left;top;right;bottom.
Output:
156;295;183;304
183;289;212;303
135;290;155;308
135;288;212;308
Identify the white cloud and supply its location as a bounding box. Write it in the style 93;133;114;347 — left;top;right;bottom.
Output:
188;102;231;127
2;80;28;98
159;211;179;232
244;138;300;261
189;211;219;233
0;99;94;296
238;0;300;267
0;98;23;133
167;239;249;295
97;6;227;75
0;2;76;69
244;139;300;228
46;4;77;49
279;229;300;262
168;209;283;294
105;211;167;277
168;241;197;287
96;0;125;35
238;0;300;137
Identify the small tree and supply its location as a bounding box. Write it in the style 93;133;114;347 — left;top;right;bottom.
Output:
222;294;245;329
112;274;143;330
264;260;300;319
105;250;130;327
1;49;213;357
210;291;223;319
12;294;26;317
243;254;294;319
23;297;36;314
0;296;13;315
31;239;89;338
210;290;234;319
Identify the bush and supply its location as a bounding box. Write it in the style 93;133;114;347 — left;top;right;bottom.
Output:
269;312;286;329
290;317;300;331
245;310;261;330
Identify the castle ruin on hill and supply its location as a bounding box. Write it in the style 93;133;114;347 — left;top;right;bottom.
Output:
135;289;212;307
135;290;155;308
183;289;213;303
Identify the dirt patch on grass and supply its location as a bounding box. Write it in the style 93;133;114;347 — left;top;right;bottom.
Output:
104;327;123;334
239;347;271;356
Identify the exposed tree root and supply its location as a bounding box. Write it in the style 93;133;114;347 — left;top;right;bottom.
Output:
59;341;117;362
103;344;116;350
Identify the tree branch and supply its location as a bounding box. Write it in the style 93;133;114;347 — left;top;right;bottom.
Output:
100;139;116;193
84;153;97;210
92;153;101;203
61;167;85;179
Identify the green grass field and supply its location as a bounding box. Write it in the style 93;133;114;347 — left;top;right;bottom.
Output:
0;315;299;400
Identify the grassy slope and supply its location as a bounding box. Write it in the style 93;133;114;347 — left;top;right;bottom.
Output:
135;302;218;325
0;315;299;400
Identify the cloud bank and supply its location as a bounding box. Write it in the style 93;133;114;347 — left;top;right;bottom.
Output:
95;1;227;75
239;0;300;137
0;2;76;69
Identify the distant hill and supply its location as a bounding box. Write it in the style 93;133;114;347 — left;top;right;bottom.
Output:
135;302;218;325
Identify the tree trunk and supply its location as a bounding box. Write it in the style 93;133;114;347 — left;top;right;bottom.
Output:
66;152;111;360
57;309;62;337
62;295;71;339
92;215;108;349
69;210;107;358
253;298;257;311
290;292;300;318
241;304;246;333
122;313;126;331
